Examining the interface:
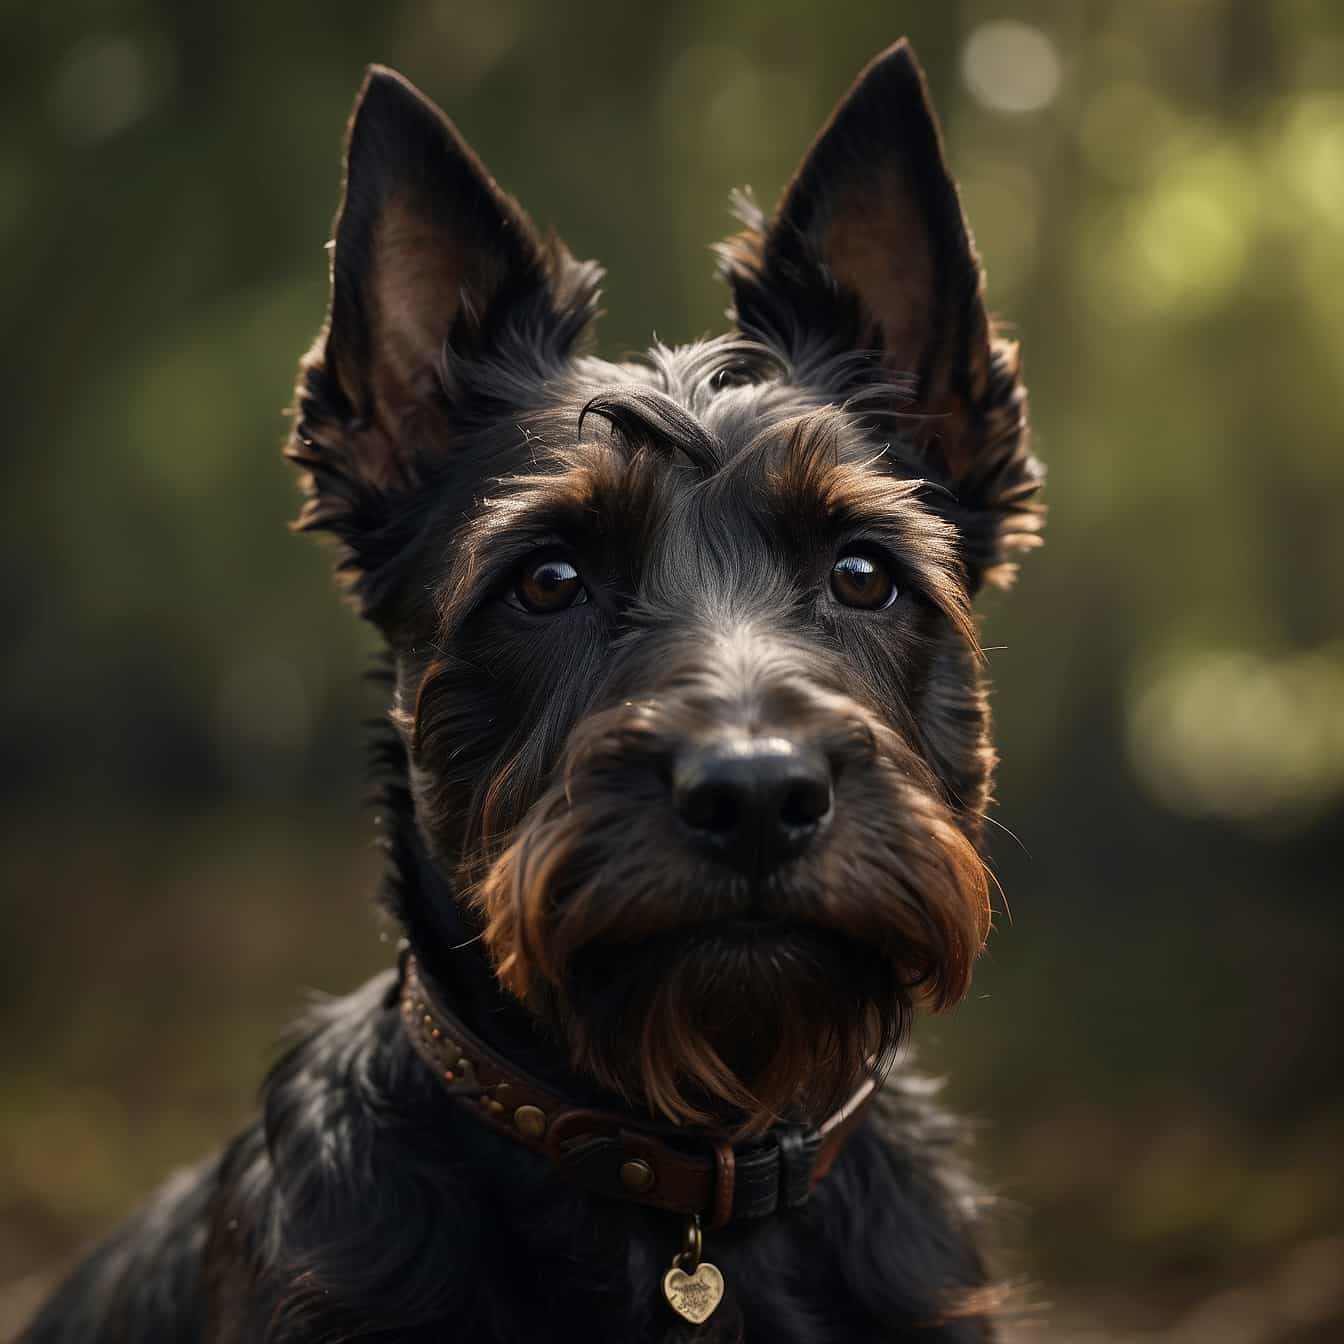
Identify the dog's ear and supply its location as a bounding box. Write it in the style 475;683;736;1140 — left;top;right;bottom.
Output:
717;40;1041;588
289;67;601;623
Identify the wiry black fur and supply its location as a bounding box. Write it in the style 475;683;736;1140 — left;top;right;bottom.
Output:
25;39;1040;1343
28;972;995;1343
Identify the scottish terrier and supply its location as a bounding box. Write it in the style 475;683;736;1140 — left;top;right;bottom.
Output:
25;37;1042;1344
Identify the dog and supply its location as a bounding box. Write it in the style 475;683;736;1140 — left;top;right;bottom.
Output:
24;37;1042;1343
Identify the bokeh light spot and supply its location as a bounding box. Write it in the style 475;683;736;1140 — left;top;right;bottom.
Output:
1083;140;1259;319
1128;645;1344;830
962;21;1061;115
1077;80;1181;184
45;33;174;147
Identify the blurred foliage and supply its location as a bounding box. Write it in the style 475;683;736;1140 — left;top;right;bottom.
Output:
2;0;1342;1338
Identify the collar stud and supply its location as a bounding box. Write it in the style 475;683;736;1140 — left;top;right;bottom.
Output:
620;1158;656;1192
513;1104;547;1140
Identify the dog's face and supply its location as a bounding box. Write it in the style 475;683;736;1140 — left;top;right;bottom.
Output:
289;43;1042;1132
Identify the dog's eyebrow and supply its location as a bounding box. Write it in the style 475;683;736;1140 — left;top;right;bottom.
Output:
435;442;666;632
734;412;979;651
578;388;722;479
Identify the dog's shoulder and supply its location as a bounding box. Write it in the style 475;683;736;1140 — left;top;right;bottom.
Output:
202;971;506;1339
782;1065;999;1339
20;1155;219;1343
869;1063;988;1195
21;974;421;1344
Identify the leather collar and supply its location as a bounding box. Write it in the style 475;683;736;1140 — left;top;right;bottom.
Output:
398;954;877;1230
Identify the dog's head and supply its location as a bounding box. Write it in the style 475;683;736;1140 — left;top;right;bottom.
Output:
289;42;1042;1133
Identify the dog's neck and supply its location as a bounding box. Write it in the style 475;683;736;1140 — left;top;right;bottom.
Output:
397;822;615;1103
367;697;611;1099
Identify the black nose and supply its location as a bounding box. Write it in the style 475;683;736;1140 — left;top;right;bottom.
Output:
673;736;834;877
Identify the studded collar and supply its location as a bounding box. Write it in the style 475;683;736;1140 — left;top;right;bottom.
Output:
398;953;877;1230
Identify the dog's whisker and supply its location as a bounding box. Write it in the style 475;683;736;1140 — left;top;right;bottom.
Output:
981;812;1032;859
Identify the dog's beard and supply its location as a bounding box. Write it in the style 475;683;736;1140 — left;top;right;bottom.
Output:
561;926;903;1134
465;706;991;1133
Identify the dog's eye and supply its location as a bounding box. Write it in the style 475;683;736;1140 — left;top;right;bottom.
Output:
829;550;898;610
712;365;751;389
511;556;587;614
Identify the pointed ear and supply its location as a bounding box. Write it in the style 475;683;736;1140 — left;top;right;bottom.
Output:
288;67;601;621
717;40;1042;587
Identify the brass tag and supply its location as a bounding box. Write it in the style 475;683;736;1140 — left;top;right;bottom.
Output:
662;1261;724;1325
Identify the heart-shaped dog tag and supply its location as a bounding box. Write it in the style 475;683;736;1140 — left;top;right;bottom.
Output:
662;1261;724;1324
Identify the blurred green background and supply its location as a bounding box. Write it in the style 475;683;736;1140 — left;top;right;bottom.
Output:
3;1;1342;1339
